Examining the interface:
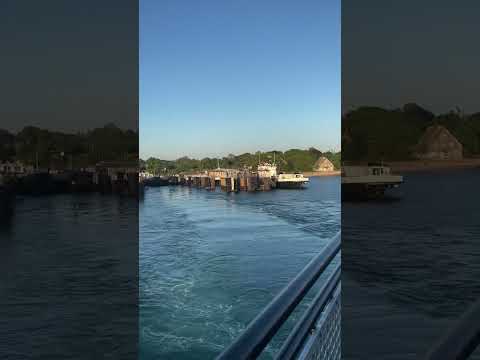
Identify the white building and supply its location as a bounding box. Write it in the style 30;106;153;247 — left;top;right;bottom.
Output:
0;161;34;174
257;163;277;178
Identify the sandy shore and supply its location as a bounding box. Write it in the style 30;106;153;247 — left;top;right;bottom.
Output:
304;171;340;177
388;159;480;173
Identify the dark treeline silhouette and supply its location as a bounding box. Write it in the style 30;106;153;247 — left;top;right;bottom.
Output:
342;103;480;161
0;124;138;169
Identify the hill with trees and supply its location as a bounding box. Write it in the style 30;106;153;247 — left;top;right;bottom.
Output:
342;103;480;162
0;124;138;168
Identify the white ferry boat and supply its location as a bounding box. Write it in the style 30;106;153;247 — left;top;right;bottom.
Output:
257;162;309;189
341;164;403;199
276;173;310;189
257;162;277;178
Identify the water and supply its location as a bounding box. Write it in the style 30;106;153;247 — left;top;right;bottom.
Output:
139;176;340;359
342;168;480;359
0;194;138;359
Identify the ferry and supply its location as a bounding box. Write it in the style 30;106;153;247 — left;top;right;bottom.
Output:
257;162;309;189
276;173;310;189
257;162;277;178
341;163;403;199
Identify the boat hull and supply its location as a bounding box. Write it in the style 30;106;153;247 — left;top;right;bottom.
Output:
341;182;399;200
276;181;308;189
144;177;169;187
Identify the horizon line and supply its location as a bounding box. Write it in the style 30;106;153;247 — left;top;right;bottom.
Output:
140;146;341;162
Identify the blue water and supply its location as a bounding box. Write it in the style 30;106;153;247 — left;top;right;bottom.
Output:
0;194;138;359
342;169;480;359
140;176;340;359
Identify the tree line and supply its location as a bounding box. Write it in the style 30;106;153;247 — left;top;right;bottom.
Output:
342;103;480;161
140;148;341;175
0;124;138;169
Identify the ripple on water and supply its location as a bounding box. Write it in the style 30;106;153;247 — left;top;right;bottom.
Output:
140;177;340;359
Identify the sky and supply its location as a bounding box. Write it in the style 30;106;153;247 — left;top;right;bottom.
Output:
343;0;480;115
140;0;340;160
0;0;138;133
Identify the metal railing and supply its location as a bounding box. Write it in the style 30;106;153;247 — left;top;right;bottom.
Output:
426;298;480;360
216;232;341;360
294;284;340;360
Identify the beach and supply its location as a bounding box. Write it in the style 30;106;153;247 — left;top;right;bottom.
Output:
304;170;341;177
388;159;480;173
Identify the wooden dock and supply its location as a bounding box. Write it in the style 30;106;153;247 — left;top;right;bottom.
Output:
176;171;275;193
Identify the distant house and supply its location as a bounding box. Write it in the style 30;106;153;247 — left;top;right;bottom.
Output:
413;125;463;160
313;157;334;172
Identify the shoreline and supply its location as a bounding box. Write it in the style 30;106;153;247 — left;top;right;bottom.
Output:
304;171;340;177
387;159;480;173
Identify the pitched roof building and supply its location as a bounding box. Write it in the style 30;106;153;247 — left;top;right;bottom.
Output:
413;125;463;160
313;156;335;172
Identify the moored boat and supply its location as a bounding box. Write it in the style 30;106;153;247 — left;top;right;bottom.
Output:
257;162;309;189
143;176;169;187
276;173;310;189
17;172;55;195
341;164;403;200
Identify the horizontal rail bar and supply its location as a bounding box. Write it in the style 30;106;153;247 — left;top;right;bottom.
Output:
275;264;341;360
216;232;341;360
426;298;480;360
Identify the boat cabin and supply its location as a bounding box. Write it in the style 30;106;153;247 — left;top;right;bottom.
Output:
342;165;392;177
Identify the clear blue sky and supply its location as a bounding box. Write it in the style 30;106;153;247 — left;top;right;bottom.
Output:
140;0;340;160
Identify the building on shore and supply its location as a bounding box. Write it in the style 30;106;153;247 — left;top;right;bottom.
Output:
413;125;463;160
207;168;239;180
313;156;334;172
0;161;34;175
257;163;277;178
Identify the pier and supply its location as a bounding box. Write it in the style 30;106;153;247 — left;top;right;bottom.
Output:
143;163;311;193
174;171;277;193
2;161;140;197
